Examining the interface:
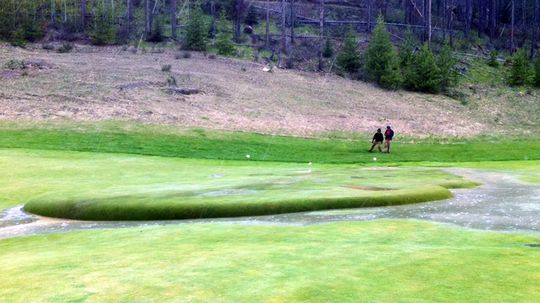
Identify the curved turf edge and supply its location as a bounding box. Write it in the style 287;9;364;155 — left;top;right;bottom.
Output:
24;185;453;221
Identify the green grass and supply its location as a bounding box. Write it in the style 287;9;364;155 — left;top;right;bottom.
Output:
0;122;538;164
1;220;539;302
0;149;476;220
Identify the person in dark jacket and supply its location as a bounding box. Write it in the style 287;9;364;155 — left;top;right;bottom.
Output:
369;128;384;152
384;126;394;153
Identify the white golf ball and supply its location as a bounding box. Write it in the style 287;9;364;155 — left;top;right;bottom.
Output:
373;157;377;161
246;154;250;159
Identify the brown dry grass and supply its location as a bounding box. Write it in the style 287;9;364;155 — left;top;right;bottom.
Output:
0;43;537;137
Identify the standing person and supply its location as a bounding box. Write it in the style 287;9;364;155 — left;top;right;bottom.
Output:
369;128;384;152
384;126;394;153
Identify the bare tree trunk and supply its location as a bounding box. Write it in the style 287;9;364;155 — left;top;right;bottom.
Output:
81;0;86;28
367;0;373;32
511;0;515;51
318;0;325;71
489;0;496;40
210;0;216;39
290;0;295;44
478;0;485;37
265;0;270;47
465;0;472;37
534;0;540;55
278;0;287;66
145;0;151;35
424;0;431;44
126;0;131;36
51;0;56;23
111;0;115;17
443;0;447;41
63;0;67;23
171;0;177;39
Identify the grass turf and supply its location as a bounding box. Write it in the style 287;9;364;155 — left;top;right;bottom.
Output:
0;149;476;220
0;122;538;164
0;220;539;302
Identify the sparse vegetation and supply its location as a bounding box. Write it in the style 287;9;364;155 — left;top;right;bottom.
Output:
56;42;74;53
508;49;533;86
161;64;172;72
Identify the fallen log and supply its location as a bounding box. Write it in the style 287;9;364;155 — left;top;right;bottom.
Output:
163;87;201;95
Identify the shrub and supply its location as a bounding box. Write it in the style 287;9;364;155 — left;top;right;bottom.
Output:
208;54;217;59
244;5;259;26
167;75;177;86
487;50;499;68
508;49;533;86
161;64;172;72
5;59;25;70
364;16;402;89
182;52;192;58
42;43;55;51
336;30;361;73
184;8;208;51
534;54;540;88
57;43;74;53
215;12;236;56
10;29;26;48
322;36;334;58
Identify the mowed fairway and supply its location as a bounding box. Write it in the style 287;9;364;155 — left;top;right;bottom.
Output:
0;149;476;220
1;220;539;302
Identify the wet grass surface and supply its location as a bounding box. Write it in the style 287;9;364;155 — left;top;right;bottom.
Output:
0;220;539;302
0;149;476;220
0;122;539;164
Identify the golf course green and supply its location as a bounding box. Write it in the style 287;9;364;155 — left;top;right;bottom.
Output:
1;123;539;302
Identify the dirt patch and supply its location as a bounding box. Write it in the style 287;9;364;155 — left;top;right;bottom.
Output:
0;44;537;137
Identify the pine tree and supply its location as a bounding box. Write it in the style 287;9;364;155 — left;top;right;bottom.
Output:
534;54;540;88
399;30;417;89
90;4;115;45
215;12;236;56
508;49;533;86
408;44;441;93
336;30;361;73
364;16;402;89
244;5;258;26
437;43;458;91
184;8;208;51
322;36;334;58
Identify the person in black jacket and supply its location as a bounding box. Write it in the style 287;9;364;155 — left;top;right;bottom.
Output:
369;128;384;152
384;126;394;153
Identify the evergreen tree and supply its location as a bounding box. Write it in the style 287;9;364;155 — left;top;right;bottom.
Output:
364;16;402;89
399;30;418;89
408;44;442;93
184;8;208;51
336;30;361;73
508;49;533;86
215;12;236;56
437;43;458;91
322;36;334;58
534;54;540;88
90;4;115;45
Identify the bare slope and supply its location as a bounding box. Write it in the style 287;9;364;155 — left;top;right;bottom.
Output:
0;44;537;137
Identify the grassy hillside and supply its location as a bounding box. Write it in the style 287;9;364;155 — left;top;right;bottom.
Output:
1;44;538;138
